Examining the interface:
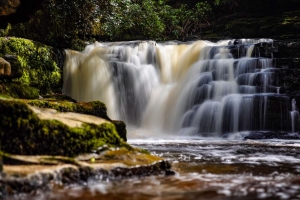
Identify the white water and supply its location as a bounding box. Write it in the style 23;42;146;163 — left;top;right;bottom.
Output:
63;39;297;137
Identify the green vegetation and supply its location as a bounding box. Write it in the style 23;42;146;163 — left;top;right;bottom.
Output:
0;0;299;48
0;37;61;94
0;83;39;99
0;0;242;50
0;99;131;157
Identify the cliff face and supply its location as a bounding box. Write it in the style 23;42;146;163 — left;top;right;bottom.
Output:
0;0;43;28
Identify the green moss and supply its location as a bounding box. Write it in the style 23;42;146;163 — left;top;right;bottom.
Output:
0;83;39;99
95;148;162;166
26;98;128;141
0;37;61;94
27;99;110;120
0;99;130;157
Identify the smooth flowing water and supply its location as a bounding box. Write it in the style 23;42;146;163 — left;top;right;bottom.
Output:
63;39;298;136
25;39;297;199
22;136;300;200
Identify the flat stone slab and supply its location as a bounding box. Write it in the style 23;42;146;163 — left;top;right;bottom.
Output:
0;150;174;197
29;106;109;128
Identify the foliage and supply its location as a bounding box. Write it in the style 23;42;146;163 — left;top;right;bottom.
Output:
0;83;39;99
4;0;241;46
0;37;61;94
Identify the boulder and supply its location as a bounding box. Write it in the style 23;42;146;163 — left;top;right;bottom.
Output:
0;55;22;79
0;57;10;77
27;96;127;141
0;98;130;156
3;55;22;78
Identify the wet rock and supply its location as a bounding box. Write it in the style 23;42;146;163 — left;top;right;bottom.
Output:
0;160;173;197
244;131;300;140
112;120;127;141
0;149;173;197
251;95;291;132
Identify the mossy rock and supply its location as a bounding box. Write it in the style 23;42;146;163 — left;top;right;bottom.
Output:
0;82;39;99
0;98;131;157
26;96;127;141
0;37;62;94
27;96;109;120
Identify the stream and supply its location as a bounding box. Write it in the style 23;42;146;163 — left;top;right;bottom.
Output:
30;38;300;200
19;134;300;200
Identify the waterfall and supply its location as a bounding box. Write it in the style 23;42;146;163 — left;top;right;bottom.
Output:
291;99;299;133
63;39;297;137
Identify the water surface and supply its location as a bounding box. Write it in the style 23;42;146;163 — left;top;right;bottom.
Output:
22;136;300;200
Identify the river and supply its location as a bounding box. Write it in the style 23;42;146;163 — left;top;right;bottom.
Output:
18;133;300;200
34;38;300;200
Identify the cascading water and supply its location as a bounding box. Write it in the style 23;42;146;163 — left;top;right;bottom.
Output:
63;39;298;137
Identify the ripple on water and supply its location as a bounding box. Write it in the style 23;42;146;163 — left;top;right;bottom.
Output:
11;137;300;200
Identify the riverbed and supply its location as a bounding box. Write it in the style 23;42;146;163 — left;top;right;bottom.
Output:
17;133;300;200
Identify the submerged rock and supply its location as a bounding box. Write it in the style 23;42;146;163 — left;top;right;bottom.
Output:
0;98;130;156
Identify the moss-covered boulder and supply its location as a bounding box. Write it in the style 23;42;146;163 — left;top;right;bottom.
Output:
0;98;130;157
26;95;127;141
0;37;62;94
27;97;110;120
0;82;39;99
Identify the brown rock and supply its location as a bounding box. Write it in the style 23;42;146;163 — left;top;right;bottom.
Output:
0;57;11;76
